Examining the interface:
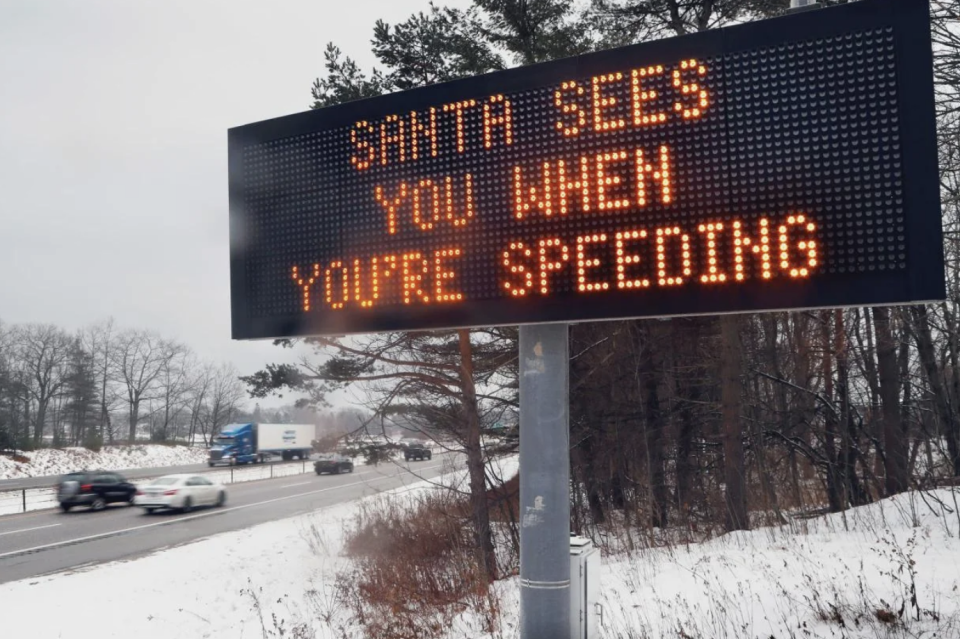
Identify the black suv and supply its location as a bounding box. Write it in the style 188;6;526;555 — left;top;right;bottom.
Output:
314;454;354;475
404;442;432;461
57;470;137;512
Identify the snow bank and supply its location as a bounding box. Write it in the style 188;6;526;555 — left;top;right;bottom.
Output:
480;489;960;639
0;502;355;639
0;445;208;479
0;472;430;639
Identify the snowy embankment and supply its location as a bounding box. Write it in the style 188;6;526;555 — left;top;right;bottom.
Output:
591;490;960;638
0;445;208;480
2;457;959;639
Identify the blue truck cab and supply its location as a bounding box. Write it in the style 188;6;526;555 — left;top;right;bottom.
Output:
208;423;258;466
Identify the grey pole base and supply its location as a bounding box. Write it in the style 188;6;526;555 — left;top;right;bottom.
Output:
519;323;571;639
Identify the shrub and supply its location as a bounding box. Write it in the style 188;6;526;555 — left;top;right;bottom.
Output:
82;430;104;452
338;490;502;639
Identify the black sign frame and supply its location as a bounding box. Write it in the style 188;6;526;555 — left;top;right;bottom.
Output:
228;0;942;339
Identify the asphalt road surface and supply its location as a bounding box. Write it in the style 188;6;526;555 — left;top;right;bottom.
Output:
0;458;309;491
0;455;455;585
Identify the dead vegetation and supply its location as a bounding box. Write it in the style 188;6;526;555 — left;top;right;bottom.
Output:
334;484;515;639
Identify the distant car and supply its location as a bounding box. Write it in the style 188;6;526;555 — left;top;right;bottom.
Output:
57;470;137;512
134;474;227;514
404;442;432;461
314;454;354;475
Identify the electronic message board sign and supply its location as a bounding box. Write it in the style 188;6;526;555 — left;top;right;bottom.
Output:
228;0;942;339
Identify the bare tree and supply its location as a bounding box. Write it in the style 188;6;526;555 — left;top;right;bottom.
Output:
151;345;194;442
13;324;72;445
187;363;213;446
112;330;181;442
199;363;245;446
81;319;118;443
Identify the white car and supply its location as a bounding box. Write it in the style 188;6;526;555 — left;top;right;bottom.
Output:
134;474;227;514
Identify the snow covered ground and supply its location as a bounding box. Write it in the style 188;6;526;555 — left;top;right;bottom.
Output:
0;445;209;480
591;490;960;638
2;456;959;639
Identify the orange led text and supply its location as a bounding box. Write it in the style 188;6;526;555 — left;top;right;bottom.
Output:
376;172;475;234
292;249;465;311
499;215;818;296
350;95;514;170
555;59;709;136
513;145;672;219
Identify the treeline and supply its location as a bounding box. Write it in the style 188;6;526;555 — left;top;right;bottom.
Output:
245;0;960;579
0;319;247;450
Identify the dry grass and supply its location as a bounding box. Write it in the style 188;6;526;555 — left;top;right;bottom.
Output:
337;490;504;639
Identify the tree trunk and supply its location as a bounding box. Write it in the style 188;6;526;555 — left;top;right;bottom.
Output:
821;312;843;512
23;393;30;448
857;309;886;485
34;398;48;445
639;323;668;528
577;436;605;524
720;315;748;531
100;345;110;443
763;314;793;511
457;329;498;582
793;314;816;482
835;311;869;506
128;398;140;443
163;395;171;442
910;305;959;475
899;333;913;479
943;302;960;420
874;307;908;495
675;396;696;520
674;319;700;521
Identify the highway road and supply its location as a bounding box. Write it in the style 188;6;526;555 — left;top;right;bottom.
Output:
0;455;455;585
0;458;305;491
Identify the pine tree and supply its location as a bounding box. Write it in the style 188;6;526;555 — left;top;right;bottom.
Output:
64;338;100;448
372;3;503;90
472;0;593;64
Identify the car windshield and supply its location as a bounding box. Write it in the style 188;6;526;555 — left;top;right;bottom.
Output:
61;473;85;483
213;436;234;446
151;477;181;486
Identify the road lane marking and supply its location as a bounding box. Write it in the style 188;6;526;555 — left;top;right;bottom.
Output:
279;481;310;488
0;462;444;560
0;523;61;537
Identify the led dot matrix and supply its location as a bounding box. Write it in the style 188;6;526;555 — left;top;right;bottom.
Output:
230;0;941;339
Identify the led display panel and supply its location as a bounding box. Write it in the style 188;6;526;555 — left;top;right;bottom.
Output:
228;0;942;339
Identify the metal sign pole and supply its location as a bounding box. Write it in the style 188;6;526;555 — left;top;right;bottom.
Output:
519;322;571;639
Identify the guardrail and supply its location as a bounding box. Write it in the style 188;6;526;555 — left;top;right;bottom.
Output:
0;459;320;517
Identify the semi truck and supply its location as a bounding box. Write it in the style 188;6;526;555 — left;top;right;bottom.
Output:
208;423;314;466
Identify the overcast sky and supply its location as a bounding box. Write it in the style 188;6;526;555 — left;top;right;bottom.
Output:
0;0;467;408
